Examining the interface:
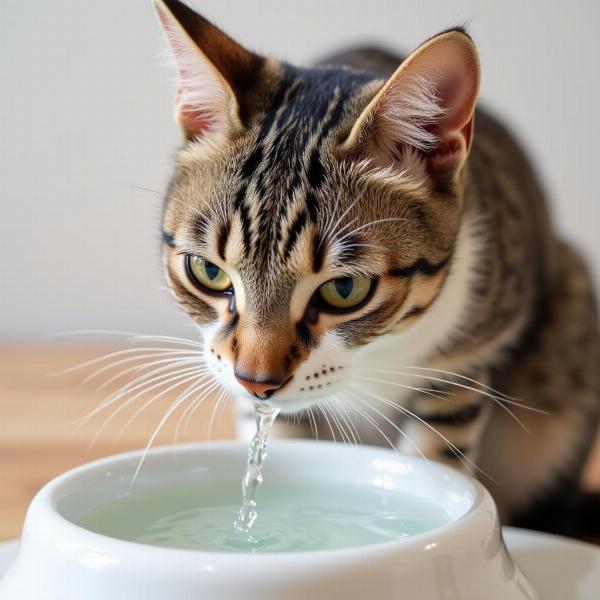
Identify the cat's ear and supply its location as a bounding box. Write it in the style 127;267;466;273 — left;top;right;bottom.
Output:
343;29;480;187
153;0;264;142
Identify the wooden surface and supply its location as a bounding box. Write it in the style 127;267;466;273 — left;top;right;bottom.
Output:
0;344;236;541
1;344;599;543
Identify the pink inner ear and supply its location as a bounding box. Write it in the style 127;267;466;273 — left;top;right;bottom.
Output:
175;87;214;137
156;4;228;140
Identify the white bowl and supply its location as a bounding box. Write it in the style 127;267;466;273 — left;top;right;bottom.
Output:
0;441;537;600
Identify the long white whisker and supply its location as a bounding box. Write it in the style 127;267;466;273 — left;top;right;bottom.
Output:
169;195;204;216
184;386;226;438
84;352;204;388
130;377;214;485
317;403;338;443
174;380;217;443
398;366;543;409
330;396;360;446
348;369;453;403
205;384;227;442
357;372;531;431
358;387;495;482
73;364;208;429
127;334;204;349
84;361;210;420
54;346;198;377
174;384;227;468
88;369;207;450
320;185;369;250
340;393;401;459
119;374;212;438
306;406;319;440
346;388;426;460
53;329;204;349
323;398;351;445
318;187;349;249
334;217;408;245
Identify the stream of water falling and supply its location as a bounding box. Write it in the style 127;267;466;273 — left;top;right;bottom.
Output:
233;402;280;535
77;400;451;551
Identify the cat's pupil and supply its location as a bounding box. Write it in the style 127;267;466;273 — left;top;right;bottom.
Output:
335;277;353;299
205;261;220;281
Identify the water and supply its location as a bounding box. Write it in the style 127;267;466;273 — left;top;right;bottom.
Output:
77;479;449;553
233;402;280;534
76;403;449;552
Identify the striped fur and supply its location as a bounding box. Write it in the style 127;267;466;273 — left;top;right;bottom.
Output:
155;0;600;535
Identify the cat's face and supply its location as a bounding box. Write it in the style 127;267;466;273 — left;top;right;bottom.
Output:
155;0;479;413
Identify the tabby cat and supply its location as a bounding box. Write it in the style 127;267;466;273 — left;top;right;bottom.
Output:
153;0;600;534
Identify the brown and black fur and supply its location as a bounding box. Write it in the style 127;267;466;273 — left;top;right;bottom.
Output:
155;0;600;536
319;46;600;534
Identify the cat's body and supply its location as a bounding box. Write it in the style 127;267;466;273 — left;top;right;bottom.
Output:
154;0;600;535
312;47;600;531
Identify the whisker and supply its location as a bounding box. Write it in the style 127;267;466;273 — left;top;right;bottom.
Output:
173;385;228;466
323;399;351;445
330;396;361;446
119;374;212;438
126;334;204;349
334;217;408;246
84;352;204;388
340;393;402;459
87;369;207;450
317;404;338;443
205;384;227;442
357;387;495;482
345;388;427;460
130;378;216;485
84;361;209;420
306;407;319;441
53;329;204;349
188;383;227;438
357;372;531;431
318;187;352;251
120;184;163;197
72;364;209;429
174;380;218;443
355;366;545;414
348;369;453;403
321;184;370;249
381;365;535;407
53;346;199;377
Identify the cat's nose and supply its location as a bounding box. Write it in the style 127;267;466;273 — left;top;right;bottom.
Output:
234;373;285;399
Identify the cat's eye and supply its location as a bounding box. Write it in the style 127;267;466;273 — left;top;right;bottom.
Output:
185;255;232;293
317;276;373;311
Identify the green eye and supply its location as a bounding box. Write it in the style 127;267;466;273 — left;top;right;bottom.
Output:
186;255;232;292
318;276;373;310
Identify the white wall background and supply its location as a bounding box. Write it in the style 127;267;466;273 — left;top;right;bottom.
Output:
1;0;599;339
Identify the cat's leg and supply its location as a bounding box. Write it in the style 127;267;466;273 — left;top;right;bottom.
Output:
396;372;493;475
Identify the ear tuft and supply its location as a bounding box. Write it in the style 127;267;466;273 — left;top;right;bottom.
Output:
376;72;446;154
344;30;480;187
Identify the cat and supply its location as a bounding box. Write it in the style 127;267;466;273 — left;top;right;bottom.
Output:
153;0;600;535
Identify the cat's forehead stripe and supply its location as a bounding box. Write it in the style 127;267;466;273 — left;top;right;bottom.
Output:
216;220;229;262
227;64;375;265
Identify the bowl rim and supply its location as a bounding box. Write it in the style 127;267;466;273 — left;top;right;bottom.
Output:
28;440;492;561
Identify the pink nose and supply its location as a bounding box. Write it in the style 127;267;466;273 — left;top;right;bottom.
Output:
235;375;284;398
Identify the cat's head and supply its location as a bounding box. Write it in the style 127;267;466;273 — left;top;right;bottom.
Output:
154;0;480;413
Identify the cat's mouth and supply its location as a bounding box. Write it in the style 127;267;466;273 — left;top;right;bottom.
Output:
252;379;345;414
248;375;294;400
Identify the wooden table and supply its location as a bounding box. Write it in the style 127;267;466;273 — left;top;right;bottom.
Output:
0;344;236;541
1;344;599;543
